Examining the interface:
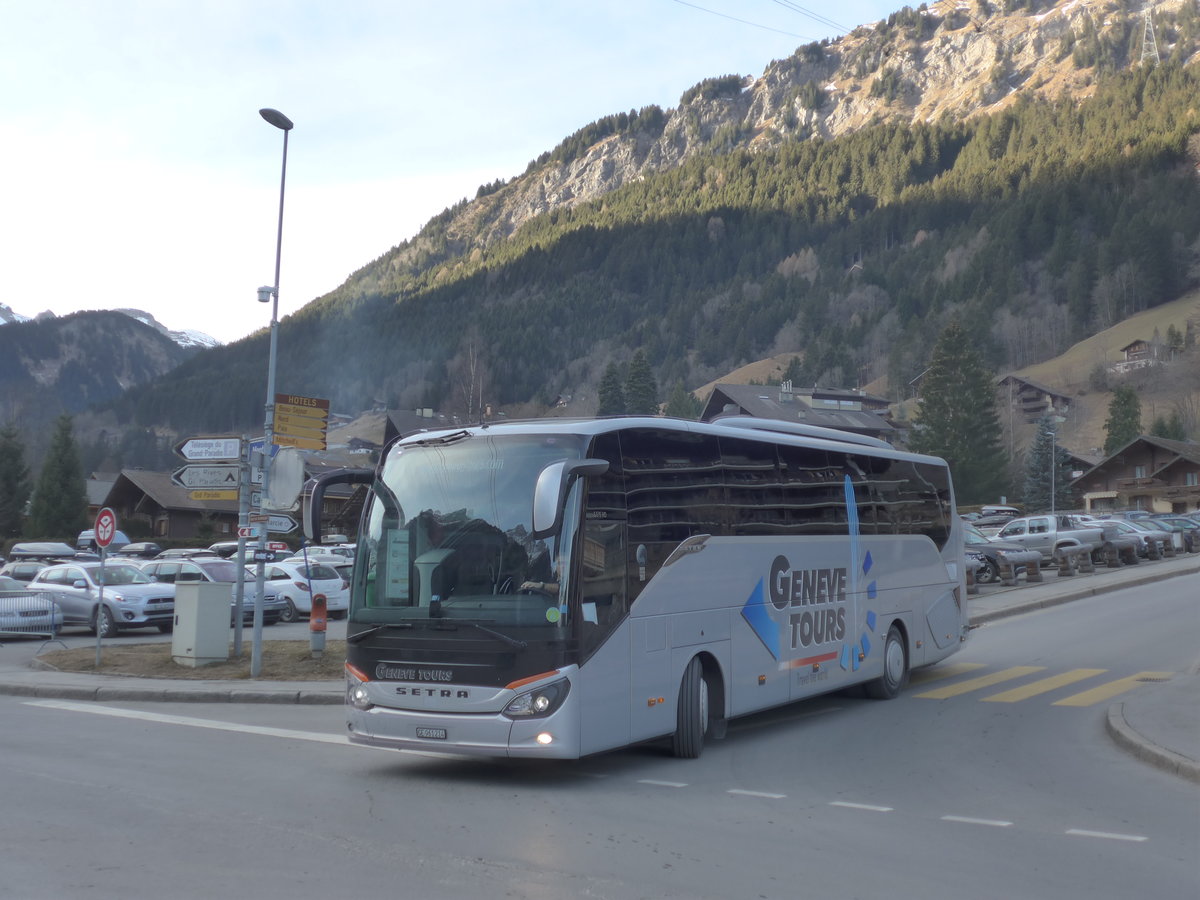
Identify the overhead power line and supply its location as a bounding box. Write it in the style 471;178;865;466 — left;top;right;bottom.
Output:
769;0;852;35
669;0;815;41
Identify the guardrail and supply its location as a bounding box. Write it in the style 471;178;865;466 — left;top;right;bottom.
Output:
0;590;62;642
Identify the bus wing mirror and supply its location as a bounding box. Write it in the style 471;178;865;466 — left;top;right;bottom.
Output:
304;469;373;543
532;458;610;537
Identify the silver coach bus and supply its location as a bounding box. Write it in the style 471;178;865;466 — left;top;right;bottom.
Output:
306;416;968;759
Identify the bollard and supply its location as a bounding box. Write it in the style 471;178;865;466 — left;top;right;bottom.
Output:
310;593;327;660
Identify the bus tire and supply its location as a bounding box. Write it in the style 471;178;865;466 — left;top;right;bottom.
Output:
865;625;908;700
672;656;709;759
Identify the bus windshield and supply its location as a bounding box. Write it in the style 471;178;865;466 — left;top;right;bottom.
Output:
353;432;586;634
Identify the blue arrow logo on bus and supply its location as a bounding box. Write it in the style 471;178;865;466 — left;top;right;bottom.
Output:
741;577;780;660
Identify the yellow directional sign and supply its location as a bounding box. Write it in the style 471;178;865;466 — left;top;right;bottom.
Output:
274;413;327;438
273;433;326;451
275;402;328;421
189;489;238;501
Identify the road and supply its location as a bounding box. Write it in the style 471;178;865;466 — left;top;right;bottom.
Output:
1;579;1196;899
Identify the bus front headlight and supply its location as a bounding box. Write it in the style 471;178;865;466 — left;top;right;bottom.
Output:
346;666;373;711
503;678;570;719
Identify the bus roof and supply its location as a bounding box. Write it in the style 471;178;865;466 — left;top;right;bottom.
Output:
392;415;947;468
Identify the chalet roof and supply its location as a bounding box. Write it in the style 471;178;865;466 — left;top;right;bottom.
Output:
702;383;894;435
107;469;239;514
1119;339;1150;351
996;373;1072;402
1070;434;1200;485
85;473;118;507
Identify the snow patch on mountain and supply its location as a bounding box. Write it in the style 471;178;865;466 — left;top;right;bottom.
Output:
0;303;220;350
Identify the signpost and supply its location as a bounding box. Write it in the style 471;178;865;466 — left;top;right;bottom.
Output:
174;436;242;461
93;508;117;667
171;464;240;489
273;393;328;450
188;489;239;501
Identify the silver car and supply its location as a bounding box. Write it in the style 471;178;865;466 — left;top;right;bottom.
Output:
0;575;64;637
28;562;174;637
138;558;288;625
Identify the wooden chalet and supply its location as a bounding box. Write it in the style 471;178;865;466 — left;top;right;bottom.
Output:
1071;435;1200;514
699;382;895;443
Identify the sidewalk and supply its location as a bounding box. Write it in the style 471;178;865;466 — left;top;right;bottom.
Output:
1;552;1197;781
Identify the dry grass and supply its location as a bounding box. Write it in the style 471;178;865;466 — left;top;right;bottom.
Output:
37;640;346;681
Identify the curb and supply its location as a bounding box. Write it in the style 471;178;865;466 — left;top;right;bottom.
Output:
0;680;343;705
1105;701;1200;785
969;560;1197;626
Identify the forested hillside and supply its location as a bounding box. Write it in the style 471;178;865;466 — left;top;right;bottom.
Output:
99;1;1200;444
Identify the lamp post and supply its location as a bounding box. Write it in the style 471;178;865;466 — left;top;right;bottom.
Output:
1047;414;1066;517
252;107;293;678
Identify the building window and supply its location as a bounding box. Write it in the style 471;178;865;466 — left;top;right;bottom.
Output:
1133;465;1146;479
1187;472;1199;487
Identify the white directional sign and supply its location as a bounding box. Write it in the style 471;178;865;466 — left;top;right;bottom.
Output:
265;514;298;535
171;464;241;489
175;436;242;461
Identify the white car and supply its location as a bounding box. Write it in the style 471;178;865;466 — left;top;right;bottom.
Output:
261;561;348;623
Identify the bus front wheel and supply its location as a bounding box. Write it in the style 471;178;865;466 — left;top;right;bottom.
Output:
865;625;908;700
672;656;710;759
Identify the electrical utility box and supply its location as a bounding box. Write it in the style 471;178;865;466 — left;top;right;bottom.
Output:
171;582;230;667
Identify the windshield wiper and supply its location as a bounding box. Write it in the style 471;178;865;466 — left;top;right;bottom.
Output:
469;622;527;650
346;622;414;644
412;430;470;446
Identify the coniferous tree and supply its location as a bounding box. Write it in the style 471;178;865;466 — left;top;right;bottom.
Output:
0;424;32;539
624;350;659;415
908;320;1007;505
1149;411;1186;441
27;415;88;539
1103;385;1142;455
1021;415;1075;513
597;362;626;416
663;381;703;419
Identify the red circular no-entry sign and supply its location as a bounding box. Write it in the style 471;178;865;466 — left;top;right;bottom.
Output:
94;507;118;548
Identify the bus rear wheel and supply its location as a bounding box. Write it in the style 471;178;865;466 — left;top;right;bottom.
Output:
865;625;908;700
672;656;710;759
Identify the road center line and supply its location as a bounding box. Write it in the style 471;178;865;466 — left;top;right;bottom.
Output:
941;815;1013;827
728;789;786;799
637;779;688;788
830;801;893;812
1066;828;1149;842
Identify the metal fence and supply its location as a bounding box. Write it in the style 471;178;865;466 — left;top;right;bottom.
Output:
0;590;62;641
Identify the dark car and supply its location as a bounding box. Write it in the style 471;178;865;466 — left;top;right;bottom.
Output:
120;542;163;559
7;542;78;561
153;548;219;560
0;560;53;583
963;523;1032;584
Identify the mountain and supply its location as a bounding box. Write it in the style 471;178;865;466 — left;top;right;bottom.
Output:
70;0;1200;453
111;309;220;351
0;310;199;429
0;303;219;352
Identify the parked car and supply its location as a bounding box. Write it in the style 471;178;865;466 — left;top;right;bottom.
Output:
0;560;53;582
154;548;219;560
76;528;131;554
993;514;1106;562
27;561;174;637
120;542;163;559
0;575;64;636
261;561;349;622
138;558;286;625
979;505;1022;520
962;523;1032;584
7;542;78;561
1104;519;1164;557
1147;515;1200;550
210;540;291;561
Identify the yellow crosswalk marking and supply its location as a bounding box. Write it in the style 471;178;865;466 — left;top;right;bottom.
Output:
915;666;1045;699
909;662;986;685
1052;672;1174;707
982;669;1107;703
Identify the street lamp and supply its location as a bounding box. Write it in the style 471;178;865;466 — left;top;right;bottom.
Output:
1047;414;1066;517
252;107;293;677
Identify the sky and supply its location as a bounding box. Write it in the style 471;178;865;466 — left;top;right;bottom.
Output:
1;0;904;344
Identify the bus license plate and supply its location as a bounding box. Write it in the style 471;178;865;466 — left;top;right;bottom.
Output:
416;727;447;740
